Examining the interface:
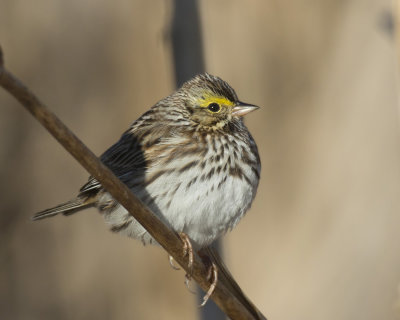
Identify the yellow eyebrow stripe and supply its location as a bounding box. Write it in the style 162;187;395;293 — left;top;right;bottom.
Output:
198;94;235;108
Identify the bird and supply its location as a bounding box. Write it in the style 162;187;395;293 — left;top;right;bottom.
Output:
33;73;261;306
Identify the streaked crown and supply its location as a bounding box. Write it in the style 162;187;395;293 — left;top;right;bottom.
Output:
177;73;259;129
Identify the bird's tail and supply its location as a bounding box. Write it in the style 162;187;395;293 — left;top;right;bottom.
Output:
32;197;95;221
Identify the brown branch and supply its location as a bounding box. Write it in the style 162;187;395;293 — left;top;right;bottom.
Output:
0;45;267;320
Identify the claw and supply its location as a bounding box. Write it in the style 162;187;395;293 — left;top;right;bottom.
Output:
199;261;218;307
177;232;196;294
178;232;193;276
184;274;197;294
168;255;180;270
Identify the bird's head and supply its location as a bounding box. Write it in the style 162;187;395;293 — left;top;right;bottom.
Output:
178;73;259;131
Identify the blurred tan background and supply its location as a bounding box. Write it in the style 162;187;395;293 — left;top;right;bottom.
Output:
1;0;400;319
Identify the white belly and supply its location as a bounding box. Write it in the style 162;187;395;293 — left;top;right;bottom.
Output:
101;136;260;248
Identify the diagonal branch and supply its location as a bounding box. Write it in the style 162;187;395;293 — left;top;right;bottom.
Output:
0;45;267;320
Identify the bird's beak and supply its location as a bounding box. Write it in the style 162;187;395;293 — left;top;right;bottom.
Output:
232;102;259;117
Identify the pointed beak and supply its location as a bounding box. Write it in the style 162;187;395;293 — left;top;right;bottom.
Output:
232;102;259;117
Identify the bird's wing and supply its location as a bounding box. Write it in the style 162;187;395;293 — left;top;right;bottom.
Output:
79;128;147;196
78;118;181;196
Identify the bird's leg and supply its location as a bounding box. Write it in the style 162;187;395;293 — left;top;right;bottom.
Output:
198;251;218;307
178;232;195;293
167;233;196;293
178;232;194;276
200;261;218;307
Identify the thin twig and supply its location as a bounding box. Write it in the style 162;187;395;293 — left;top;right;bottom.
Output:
0;45;267;320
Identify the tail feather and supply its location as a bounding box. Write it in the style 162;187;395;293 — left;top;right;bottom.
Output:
32;197;95;221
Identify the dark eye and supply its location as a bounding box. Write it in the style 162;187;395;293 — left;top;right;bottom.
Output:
207;103;220;113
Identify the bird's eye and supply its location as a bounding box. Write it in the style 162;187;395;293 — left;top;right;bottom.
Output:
207;103;220;113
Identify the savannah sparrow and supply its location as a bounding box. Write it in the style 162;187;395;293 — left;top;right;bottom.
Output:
33;73;260;303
